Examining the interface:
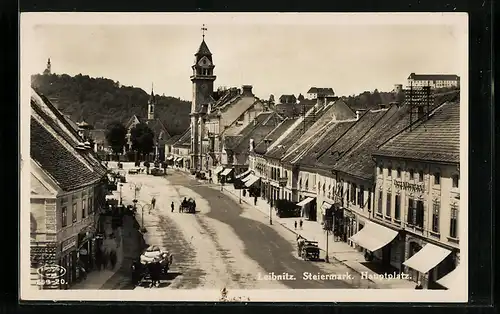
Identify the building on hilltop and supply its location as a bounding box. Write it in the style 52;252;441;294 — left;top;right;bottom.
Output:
125;86;171;162
407;73;460;89
43;58;52;75
307;87;335;100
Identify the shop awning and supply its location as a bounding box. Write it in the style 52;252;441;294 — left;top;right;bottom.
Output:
175;157;183;162
242;174;253;182
166;156;174;161
214;166;224;175
436;264;463;289
221;168;233;176
321;202;333;215
244;175;260;187
403;243;452;274
236;169;252;179
349;221;398;252
297;197;315;207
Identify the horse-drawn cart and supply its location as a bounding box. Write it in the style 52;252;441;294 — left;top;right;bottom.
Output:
297;236;320;261
131;245;173;288
179;197;196;213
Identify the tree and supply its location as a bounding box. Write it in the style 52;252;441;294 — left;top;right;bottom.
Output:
105;121;127;160
297;93;305;102
130;122;155;161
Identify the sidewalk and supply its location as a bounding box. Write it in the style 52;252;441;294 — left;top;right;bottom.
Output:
218;183;415;289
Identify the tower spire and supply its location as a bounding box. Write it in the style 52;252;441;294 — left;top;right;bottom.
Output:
201;24;207;40
148;82;156;120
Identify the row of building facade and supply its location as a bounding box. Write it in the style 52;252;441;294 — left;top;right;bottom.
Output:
29;88;109;289
165;35;462;290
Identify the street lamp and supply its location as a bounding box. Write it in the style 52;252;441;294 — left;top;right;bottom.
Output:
130;183;142;201
119;183;123;205
135;203;151;233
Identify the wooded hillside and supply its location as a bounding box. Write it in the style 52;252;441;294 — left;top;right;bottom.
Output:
31;73;191;136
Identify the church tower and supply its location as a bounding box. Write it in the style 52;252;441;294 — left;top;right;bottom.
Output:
148;85;156;120
43;58;52;75
190;25;216;170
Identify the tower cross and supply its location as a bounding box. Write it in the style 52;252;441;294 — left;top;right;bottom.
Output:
201;24;207;39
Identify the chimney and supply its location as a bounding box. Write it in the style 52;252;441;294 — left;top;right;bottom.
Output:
241;85;253;97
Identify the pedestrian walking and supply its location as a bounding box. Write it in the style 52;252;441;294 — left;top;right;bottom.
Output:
294;221;297;230
171;201;175;212
299;219;303;230
110;251;117;269
254;196;257;206
151;197;156;210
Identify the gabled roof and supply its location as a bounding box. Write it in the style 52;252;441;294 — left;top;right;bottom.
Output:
224;112;283;153
407;73;460;81
281;100;357;164
145;119;171;141
333;105;412;180
31;118;102;191
374;102;459;164
265;104;333;160
253;119;297;155
315;109;389;169
275;103;314;118
299;121;357;167
31;88;107;177
279;94;297;104
172;127;191;148
165;134;182;145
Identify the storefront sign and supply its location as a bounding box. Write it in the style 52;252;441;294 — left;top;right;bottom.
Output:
393;180;425;193
61;237;77;253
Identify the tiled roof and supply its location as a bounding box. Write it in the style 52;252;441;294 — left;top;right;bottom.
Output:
275;103;314;118
31;118;102;191
299;121;357;167
145;118;171;141
407;73;460;81
173;127;191;148
165;134;182;145
333;105;412;180
31;90;107;177
315;109;388;168
307;87;335;95
253;119;297;155
265;105;332;160
63;115;81;132
227;112;283;153
279;94;297;104
374;102;459;164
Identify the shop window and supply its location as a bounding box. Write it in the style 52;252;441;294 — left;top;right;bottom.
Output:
415;200;424;228
450;204;459;238
407;198;415;224
62;206;68;228
322;183;326;196
432;201;440;233
81;199;86;219
386;192;392;217
452;174;459;188
387;166;392;177
327;184;331;199
72;203;77;223
409;169;414;180
418;170;424;182
394;195;401;220
396;167;402;178
434;172;441;185
377;191;383;214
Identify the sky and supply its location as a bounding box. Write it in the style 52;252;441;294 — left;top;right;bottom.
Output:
22;13;467;102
